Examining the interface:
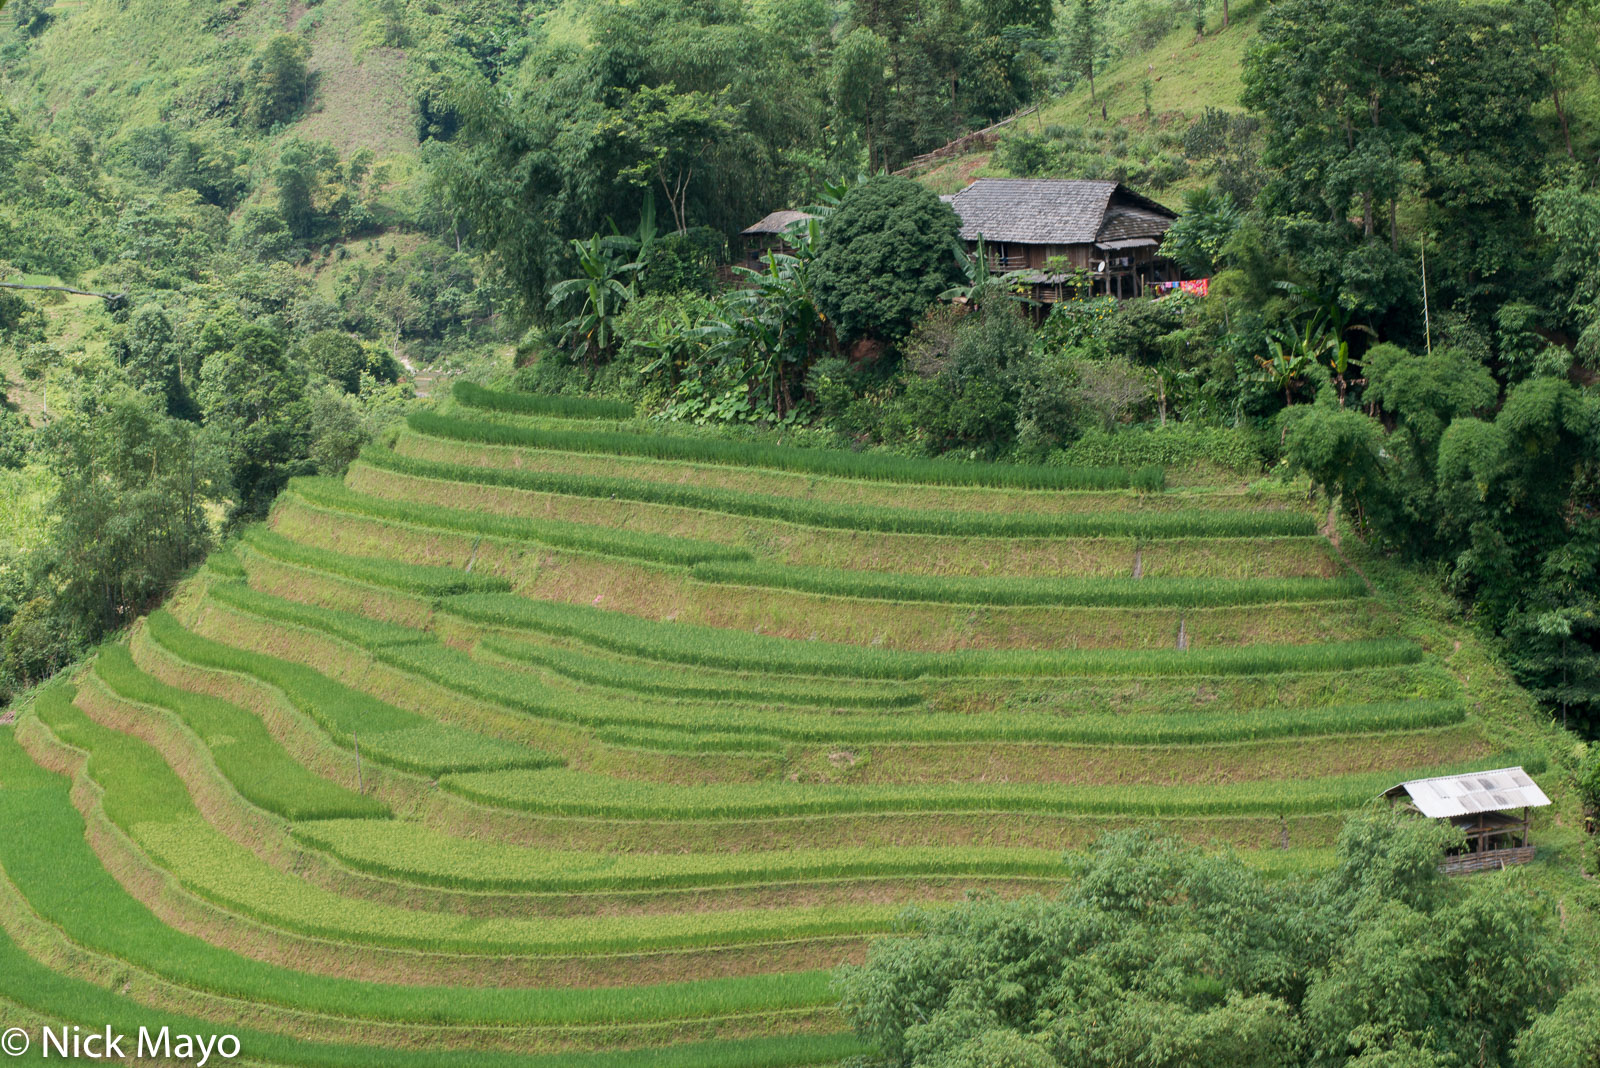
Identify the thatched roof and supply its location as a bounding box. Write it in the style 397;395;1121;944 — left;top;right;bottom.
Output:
947;179;1176;246
741;210;816;235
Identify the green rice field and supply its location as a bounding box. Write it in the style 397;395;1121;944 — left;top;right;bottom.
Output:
0;384;1545;1063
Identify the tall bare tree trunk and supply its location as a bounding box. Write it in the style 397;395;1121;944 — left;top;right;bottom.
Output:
1553;84;1574;157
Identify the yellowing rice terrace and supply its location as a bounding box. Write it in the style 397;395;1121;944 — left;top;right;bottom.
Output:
0;382;1554;1066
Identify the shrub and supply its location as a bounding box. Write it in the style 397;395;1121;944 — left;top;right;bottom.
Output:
241;35;310;130
639;227;723;296
881;297;1043;457
1;596;74;690
1068;357;1157;432
813;175;962;345
296;330;397;393
1577;745;1600;815
308;386;367;476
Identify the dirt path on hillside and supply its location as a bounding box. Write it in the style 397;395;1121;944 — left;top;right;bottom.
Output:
395;351;437;398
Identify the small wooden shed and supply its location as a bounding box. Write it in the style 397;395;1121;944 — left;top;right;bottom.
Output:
738;210;816;268
1383;766;1551;874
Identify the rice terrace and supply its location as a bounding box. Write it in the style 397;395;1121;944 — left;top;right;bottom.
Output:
0;379;1574;1065
2;0;1600;1058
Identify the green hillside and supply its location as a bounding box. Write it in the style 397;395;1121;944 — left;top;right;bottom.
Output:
910;0;1600;202
910;9;1265;196
1;0;1597;1061
0;0;522;592
0;383;1582;1063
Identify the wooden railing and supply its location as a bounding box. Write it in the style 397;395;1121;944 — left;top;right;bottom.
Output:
1439;845;1535;875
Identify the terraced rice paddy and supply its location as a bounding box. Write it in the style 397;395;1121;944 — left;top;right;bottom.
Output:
0;382;1531;1064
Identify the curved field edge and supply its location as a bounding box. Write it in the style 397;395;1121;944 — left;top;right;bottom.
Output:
354;446;1300;538
413;402;1154;491
388;424;1303;516
18;689;935;957
439;754;1544;820
0;724;854;1030
203;579;1466;751
440;592;1421;680
246;501;1357;608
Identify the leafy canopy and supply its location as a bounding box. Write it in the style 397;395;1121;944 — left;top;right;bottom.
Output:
839;810;1571;1068
812;175;961;346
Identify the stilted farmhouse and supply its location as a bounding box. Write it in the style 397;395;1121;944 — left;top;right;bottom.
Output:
738;178;1184;303
943;178;1183;303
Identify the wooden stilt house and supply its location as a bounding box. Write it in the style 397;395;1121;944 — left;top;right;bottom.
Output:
1382;766;1551;875
942;178;1183;303
736;179;1183;305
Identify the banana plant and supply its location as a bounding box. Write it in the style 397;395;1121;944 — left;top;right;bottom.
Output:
940;235;1037;305
804;175;865;220
1258;320;1326;408
613;196;659;297
546;234;641;365
688;231;834;420
1273;281;1375;405
632;298;706;388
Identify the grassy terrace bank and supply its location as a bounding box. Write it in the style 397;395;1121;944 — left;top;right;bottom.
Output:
0;386;1553;1066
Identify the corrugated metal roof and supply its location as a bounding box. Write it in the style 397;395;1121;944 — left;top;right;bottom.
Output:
947;179;1176;245
741;210;815;235
1383;767;1551;818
